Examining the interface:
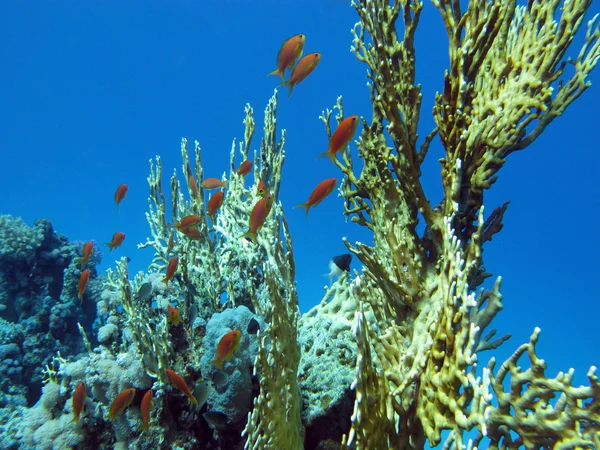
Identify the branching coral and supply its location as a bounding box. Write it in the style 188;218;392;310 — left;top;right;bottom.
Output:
241;94;303;450
328;0;600;448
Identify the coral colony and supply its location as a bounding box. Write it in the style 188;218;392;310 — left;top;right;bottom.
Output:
1;1;599;449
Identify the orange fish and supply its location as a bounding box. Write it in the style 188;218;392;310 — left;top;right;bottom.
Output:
208;191;224;221
283;52;321;97
295;178;337;218
78;269;90;304
72;381;87;423
201;178;227;190
179;226;202;240
141;390;153;431
80;241;93;269
163;256;179;286
168;305;183;326
210;330;241;371
165;369;198;407
241;194;273;244
106;232;126;252
114;184;128;209
108;388;136;420
318;115;359;163
167;232;175;252
236;160;252;176
189;175;199;200
268;34;305;82
174;215;202;230
257;179;268;197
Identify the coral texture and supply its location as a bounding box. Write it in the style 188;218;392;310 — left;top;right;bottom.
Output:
2;0;599;448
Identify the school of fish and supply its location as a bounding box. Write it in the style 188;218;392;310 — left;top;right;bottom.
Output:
70;33;359;432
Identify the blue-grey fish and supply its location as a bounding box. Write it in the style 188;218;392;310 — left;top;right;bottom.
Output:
192;381;211;410
203;410;229;429
211;370;229;388
136;282;153;301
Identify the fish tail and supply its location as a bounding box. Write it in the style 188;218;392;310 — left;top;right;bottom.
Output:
267;68;282;80
105;242;114;252
240;231;257;245
293;203;310;218
209;358;223;371
288;83;294;97
316;151;336;164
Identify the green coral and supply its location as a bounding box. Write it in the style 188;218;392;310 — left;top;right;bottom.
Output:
329;0;600;448
44;0;599;447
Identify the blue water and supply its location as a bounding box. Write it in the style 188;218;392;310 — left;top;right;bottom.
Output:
1;0;599;447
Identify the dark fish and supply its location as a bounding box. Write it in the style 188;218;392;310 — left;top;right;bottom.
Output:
136;282;153;301
203;410;229;429
332;254;352;272
247;317;260;335
326;254;353;285
211;370;229;388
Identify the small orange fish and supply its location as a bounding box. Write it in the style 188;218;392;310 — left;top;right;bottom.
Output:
106;232;126;252
72;381;87;423
108;387;136;420
165;369;198;407
167;232;175;251
174;215;202;230
236;160;252;176
268;34;305;82
210;330;241;371
201;178;227;190
179;226;202;240
294;178;337;218
207;191;224;221
114;184;128;208
257;179;268;197
80;241;93;269
163;256;179;286
78;269;90;304
189;175;199;200
241;194;273;244
318;115;359;163
168;305;183;326
141;390;153;431
283;52;321;97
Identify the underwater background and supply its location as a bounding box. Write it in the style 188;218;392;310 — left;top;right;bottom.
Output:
0;0;598;448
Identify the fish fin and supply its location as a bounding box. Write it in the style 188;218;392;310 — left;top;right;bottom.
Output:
209;358;223;371
293;203;310;218
190;394;198;407
288;83;294;97
240;231;257;244
105;242;114;252
267;68;283;81
316;151;336;164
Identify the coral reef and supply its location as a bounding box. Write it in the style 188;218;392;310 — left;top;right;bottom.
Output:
330;0;600;448
2;0;599;448
0;216;100;409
